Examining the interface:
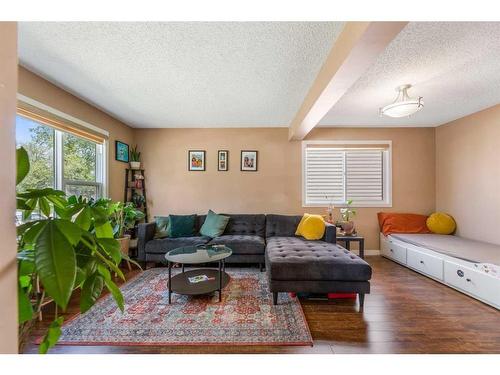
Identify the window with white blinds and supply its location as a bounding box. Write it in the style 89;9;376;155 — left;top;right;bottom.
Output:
303;141;392;207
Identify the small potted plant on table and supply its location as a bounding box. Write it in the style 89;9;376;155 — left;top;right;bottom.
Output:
340;200;356;235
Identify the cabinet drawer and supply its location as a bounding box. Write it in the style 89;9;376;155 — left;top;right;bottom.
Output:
386;241;407;264
407;247;443;280
444;261;500;308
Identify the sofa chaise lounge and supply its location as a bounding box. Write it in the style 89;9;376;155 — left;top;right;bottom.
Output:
265;215;372;309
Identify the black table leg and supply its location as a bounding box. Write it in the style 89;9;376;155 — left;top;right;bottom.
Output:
344;241;351;251
360;239;365;259
168;261;172;304
182;264;185;273
218;260;222;302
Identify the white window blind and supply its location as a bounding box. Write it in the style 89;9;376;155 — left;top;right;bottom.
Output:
346;150;383;202
303;142;391;207
304;148;345;204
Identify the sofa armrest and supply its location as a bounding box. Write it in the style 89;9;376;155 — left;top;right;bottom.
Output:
323;222;337;244
137;222;156;261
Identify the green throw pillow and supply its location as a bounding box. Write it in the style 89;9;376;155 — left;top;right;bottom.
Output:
200;210;230;238
169;214;196;238
154;216;170;238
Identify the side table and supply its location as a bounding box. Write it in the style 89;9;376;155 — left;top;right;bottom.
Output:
337;234;365;259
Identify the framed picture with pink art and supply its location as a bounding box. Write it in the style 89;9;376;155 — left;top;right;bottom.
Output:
240;150;258;171
218;150;229;171
188;150;206;171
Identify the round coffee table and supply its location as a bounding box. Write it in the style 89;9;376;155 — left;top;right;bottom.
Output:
165;245;232;304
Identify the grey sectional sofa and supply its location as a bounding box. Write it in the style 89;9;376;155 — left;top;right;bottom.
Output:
137;214;267;267
137;213;371;310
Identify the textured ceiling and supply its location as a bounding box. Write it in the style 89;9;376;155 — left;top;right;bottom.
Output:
18;22;344;128
319;22;500;127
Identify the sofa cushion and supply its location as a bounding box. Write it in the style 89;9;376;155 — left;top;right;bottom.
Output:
145;236;211;254
266;215;302;238
154;216;170;238
221;214;266;237
295;214;326;240
200;210;230;238
169;214;196;237
266;237;372;281
208;235;265;255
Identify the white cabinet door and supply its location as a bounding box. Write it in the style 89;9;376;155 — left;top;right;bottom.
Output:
387;241;407;265
444;260;500;308
407;247;444;280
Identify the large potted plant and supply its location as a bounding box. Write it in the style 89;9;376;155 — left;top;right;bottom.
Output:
340;200;357;235
110;201;145;259
16;147;137;353
129;145;141;169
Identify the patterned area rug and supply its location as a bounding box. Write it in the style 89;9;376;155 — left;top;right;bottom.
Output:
58;268;312;346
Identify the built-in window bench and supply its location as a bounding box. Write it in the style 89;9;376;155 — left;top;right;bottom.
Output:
380;233;500;310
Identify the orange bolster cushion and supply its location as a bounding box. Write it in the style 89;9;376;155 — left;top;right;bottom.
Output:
377;212;431;236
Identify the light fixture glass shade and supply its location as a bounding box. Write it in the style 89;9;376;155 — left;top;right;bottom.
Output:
380;84;424;118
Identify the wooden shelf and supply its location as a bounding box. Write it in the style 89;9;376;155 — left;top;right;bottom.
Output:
124;168;148;223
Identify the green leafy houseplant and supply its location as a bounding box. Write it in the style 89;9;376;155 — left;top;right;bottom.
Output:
339;200;357;235
110;201;145;239
86;199;145;263
129;145;141;169
130;145;141;162
16;147;136;353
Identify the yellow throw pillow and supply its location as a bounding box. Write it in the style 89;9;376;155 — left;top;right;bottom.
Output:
426;212;456;235
295;213;310;236
296;214;325;240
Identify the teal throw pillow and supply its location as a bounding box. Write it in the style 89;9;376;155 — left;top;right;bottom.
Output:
200;210;230;238
154;216;170;238
169;214;196;238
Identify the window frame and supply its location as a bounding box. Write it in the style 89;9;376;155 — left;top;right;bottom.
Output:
302;140;392;208
16;94;109;199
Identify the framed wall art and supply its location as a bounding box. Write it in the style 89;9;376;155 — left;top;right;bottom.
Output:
218;150;229;171
240;150;258;171
188;150;206;171
115;141;130;163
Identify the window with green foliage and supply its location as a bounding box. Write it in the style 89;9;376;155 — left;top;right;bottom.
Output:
16;116;55;191
16;114;105;220
63;132;101;200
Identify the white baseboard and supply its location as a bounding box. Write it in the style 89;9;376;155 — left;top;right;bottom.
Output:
350;249;380;256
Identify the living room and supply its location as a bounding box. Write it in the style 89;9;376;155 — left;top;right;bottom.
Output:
1;1;499;373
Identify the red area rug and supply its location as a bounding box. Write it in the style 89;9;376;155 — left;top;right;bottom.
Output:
58;268;312;346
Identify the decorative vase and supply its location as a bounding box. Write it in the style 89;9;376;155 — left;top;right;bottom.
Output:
130;161;141;169
341;221;355;235
117;235;131;256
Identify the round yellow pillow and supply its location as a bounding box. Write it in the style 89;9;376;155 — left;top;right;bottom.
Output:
426;212;456;234
299;214;325;240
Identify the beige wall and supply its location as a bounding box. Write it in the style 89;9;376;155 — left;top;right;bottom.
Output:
0;22;19;353
436;105;500;245
136;126;436;250
17;67;135;202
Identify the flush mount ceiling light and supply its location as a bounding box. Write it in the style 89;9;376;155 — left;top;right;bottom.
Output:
379;84;424;118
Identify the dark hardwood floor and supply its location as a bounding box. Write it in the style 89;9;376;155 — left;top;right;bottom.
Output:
24;256;500;354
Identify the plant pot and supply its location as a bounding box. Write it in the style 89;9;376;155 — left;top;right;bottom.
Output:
117;235;131;256
341;221;355;235
18;318;36;353
130;161;141;169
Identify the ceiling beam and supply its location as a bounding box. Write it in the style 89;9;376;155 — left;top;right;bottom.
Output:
288;21;408;140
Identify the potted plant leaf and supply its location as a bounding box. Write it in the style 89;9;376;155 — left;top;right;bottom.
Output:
129;145;141;169
16;147;137;353
340;199;357;235
109;201;145;263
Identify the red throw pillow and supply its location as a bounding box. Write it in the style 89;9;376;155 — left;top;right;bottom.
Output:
377;212;431;236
